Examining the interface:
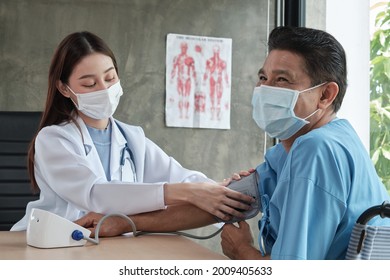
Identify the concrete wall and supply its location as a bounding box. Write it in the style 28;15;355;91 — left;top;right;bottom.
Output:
0;0;275;254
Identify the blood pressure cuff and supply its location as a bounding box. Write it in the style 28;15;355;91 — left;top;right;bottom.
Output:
216;172;261;224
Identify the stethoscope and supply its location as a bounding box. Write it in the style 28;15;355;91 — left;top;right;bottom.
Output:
120;144;137;182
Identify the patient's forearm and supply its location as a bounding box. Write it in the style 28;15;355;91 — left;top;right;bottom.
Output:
130;204;216;232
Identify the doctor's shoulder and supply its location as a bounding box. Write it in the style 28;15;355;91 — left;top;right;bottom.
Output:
35;123;86;152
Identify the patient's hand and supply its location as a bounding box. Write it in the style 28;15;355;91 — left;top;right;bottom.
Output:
222;168;255;182
232;168;256;180
74;212;130;237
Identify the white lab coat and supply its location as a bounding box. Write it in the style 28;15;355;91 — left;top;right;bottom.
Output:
11;115;210;231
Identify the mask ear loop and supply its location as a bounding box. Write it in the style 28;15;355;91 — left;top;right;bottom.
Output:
65;84;81;110
64;84;89;155
299;82;327;94
303;108;320;121
299;82;327;121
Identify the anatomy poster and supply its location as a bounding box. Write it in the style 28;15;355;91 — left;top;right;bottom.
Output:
165;33;232;129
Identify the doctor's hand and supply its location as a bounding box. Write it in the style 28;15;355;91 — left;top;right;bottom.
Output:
221;221;266;260
74;212;130;237
164;182;255;221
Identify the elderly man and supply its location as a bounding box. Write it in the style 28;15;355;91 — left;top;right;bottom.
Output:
221;26;390;260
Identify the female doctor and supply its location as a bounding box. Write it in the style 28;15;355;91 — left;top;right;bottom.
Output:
11;31;253;231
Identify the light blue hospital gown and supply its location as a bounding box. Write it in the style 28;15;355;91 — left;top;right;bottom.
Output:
256;118;390;259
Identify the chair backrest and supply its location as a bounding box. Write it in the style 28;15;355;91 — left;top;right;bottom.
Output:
0;111;42;230
346;201;390;259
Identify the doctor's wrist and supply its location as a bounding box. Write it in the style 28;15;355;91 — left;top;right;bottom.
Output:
163;183;191;205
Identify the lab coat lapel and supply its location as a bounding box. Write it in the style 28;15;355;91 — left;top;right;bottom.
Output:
110;118;127;180
74;115;106;179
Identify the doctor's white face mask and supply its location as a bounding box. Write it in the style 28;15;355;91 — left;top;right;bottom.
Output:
251;83;325;140
66;80;123;119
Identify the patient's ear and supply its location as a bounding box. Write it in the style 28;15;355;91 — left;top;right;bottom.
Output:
319;82;338;109
56;80;71;98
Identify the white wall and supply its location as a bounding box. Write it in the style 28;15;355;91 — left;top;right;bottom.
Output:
325;0;370;151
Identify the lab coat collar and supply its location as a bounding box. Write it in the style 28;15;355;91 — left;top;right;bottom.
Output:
110;117;127;180
69;114;107;179
72;114;130;181
71;114;127;153
110;116;127;147
72;114;94;155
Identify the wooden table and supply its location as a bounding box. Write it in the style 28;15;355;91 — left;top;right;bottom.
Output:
0;231;227;260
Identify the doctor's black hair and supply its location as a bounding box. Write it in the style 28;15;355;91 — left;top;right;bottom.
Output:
267;26;347;113
28;31;119;193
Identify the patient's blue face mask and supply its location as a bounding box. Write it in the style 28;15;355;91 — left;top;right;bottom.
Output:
251;83;325;140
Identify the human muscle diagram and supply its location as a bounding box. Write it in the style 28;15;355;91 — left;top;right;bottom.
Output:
166;34;232;129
